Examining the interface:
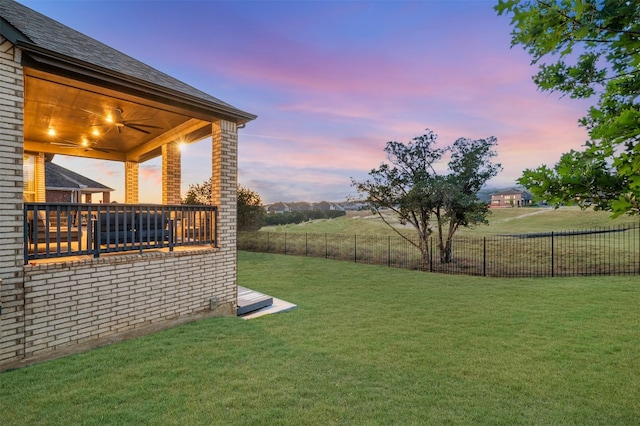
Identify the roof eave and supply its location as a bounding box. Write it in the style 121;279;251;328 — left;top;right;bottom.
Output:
18;42;257;125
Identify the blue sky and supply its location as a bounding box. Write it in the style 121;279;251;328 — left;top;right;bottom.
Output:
20;0;593;204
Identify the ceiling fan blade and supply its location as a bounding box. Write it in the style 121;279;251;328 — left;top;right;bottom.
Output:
123;123;151;134
92;147;111;153
79;108;104;117
124;122;163;129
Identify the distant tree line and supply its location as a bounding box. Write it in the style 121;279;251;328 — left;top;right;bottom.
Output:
182;179;266;232
264;210;346;226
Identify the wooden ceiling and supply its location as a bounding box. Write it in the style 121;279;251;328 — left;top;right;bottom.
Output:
23;68;212;163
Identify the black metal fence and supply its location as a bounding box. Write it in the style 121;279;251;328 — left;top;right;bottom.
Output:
238;223;640;277
25;202;217;264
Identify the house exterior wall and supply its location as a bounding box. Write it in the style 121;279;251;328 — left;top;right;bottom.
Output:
0;36;27;364
490;193;531;207
0;37;240;369
46;190;72;203
13;248;234;363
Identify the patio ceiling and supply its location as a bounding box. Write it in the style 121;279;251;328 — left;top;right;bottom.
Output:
23;68;213;163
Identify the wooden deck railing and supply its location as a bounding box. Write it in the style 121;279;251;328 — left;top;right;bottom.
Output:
24;203;218;264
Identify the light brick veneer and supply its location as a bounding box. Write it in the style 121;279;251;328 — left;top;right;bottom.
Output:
18;248;235;360
0;36;26;364
162;142;181;205
125;161;139;204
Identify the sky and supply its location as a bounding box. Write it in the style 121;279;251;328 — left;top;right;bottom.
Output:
20;0;594;204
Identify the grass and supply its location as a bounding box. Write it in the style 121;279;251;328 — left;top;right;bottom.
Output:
1;252;639;424
263;206;638;237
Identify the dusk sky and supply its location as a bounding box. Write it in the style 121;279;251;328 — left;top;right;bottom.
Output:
21;0;594;204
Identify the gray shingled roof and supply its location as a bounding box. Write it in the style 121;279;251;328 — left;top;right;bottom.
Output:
46;162;113;193
0;0;255;120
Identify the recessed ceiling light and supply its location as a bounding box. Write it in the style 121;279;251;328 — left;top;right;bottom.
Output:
48;128;56;136
92;128;100;136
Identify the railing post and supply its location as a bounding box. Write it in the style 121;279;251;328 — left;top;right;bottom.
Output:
93;216;100;258
168;218;174;252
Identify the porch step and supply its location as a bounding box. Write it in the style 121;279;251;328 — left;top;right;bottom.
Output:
237;286;273;316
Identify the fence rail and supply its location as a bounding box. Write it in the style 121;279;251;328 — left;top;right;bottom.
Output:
25;202;217;264
238;223;640;277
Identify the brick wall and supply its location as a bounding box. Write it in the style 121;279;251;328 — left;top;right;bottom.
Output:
17;248;235;360
0;36;26;364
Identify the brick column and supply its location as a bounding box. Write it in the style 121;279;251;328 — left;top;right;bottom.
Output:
162;142;181;205
211;120;238;250
0;37;26;364
124;161;139;204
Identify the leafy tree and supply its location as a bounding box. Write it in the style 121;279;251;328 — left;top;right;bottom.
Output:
182;177;212;205
237;185;266;232
496;0;640;216
182;179;265;231
352;129;501;264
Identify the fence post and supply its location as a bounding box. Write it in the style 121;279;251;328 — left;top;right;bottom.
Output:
354;234;357;263
325;233;328;259
483;237;486;277
388;235;391;267
551;231;555;277
284;233;287;255
430;237;433;272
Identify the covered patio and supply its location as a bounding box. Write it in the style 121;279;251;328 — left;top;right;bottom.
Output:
10;0;256;261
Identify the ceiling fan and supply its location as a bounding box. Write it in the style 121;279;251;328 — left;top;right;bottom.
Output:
50;139;118;153
91;108;163;135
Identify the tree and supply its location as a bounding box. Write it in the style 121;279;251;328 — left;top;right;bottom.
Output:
237;185;266;232
352;129;501;264
182;179;265;231
496;0;640;216
182;177;212;205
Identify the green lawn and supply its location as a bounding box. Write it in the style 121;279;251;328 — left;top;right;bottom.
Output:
1;252;639;424
263;206;638;237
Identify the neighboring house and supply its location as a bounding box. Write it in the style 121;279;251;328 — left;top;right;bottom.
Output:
45;161;113;203
490;189;533;207
314;201;345;211
0;0;255;369
267;202;291;214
